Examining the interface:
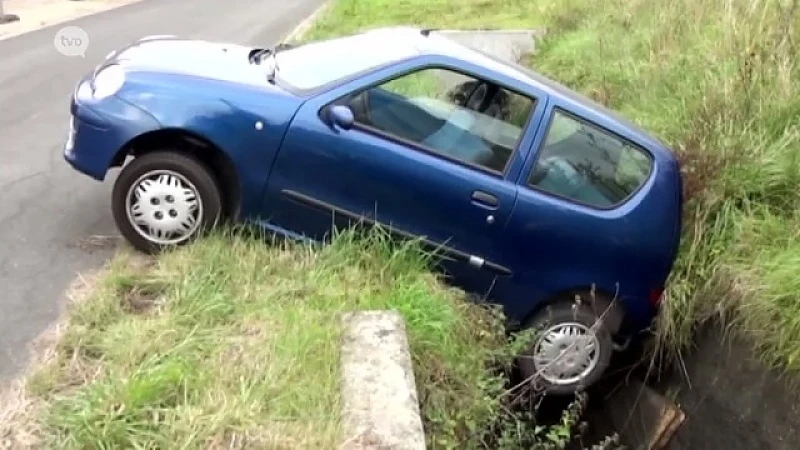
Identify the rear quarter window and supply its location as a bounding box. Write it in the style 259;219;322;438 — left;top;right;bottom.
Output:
527;110;653;209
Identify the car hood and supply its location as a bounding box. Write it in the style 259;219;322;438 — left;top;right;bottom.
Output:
106;36;269;87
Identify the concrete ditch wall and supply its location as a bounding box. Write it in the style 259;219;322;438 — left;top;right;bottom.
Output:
340;311;426;450
436;29;545;64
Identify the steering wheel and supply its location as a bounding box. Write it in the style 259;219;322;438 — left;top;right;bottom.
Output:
465;83;488;111
346;89;372;124
469;82;503;115
360;89;371;124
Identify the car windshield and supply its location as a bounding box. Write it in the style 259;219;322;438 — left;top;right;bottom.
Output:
273;31;420;91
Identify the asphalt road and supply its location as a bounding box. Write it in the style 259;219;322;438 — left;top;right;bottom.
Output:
0;0;324;380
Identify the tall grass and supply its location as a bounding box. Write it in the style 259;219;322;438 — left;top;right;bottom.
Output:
303;0;541;41
4;230;519;449
530;0;800;369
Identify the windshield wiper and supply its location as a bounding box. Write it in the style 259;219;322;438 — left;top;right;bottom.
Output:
264;52;279;84
249;42;295;83
249;42;294;64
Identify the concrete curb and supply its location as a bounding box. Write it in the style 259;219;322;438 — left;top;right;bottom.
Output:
281;0;330;43
340;311;426;450
436;29;546;64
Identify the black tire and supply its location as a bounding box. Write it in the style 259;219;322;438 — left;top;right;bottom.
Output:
518;302;614;396
111;151;223;254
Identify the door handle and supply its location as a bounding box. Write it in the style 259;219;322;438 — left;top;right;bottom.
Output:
471;190;499;208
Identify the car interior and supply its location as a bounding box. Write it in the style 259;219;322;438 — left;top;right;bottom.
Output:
343;79;521;172
530;115;652;207
339;77;650;208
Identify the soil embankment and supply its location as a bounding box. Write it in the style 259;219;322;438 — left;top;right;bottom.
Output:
659;325;800;449
569;323;800;449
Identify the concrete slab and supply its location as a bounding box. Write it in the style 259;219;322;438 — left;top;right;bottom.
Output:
436;29;545;64
340;311;426;450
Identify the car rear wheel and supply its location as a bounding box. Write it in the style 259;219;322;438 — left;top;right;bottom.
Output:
112;151;222;254
518;302;613;395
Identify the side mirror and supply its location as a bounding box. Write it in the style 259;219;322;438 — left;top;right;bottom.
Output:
327;105;355;131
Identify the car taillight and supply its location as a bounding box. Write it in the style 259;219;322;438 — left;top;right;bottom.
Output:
649;288;664;307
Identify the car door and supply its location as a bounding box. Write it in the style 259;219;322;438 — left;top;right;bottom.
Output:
496;105;661;322
260;62;547;296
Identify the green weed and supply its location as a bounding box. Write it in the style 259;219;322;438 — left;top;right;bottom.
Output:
3;228;611;449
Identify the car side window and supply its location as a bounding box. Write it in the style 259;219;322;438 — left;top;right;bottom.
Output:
343;67;536;174
528;110;653;208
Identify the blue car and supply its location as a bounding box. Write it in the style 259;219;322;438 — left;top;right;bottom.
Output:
64;27;683;394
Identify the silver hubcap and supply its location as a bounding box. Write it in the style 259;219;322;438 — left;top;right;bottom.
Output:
125;170;203;246
533;322;600;386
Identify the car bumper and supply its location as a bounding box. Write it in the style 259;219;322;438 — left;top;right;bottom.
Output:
63;79;160;181
63;99;112;180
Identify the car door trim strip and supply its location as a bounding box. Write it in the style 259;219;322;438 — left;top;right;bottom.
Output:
280;189;513;277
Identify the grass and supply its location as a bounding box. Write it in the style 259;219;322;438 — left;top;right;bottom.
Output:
3;0;797;446
303;0;541;41
0;230;526;449
304;0;800;376
528;0;800;375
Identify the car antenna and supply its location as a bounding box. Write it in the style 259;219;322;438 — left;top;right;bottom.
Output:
420;28;438;37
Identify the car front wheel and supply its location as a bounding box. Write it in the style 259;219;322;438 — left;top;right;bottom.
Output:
518;302;613;395
111;151;222;254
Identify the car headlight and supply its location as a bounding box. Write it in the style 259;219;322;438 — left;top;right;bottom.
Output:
92;64;125;99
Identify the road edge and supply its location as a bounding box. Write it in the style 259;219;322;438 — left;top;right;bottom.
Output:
281;0;330;42
0;0;145;42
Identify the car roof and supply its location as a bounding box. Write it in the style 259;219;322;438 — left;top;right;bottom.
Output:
350;27;670;153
